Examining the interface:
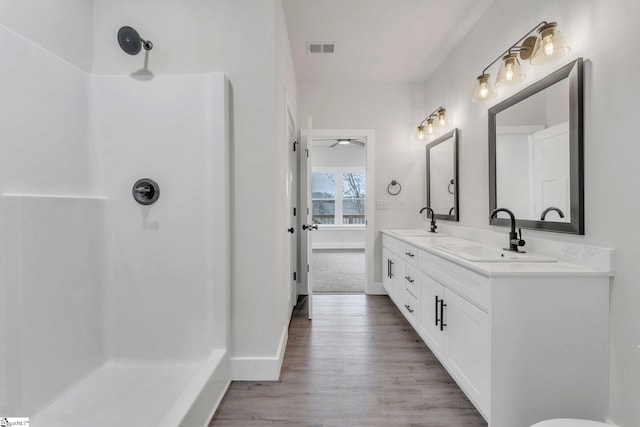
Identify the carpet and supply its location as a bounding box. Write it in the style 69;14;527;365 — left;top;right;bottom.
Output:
311;249;365;293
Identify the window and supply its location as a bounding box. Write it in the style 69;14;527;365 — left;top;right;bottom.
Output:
312;169;365;226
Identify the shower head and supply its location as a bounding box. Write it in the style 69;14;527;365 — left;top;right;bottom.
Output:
117;26;153;55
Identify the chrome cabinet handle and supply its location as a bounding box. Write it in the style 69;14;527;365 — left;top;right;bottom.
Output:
404;276;414;283
389;261;394;278
404;304;415;314
405;251;415;257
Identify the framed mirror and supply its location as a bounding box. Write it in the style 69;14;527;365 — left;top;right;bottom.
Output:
426;128;459;221
489;58;583;234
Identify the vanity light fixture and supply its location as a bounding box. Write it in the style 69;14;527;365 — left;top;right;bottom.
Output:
472;21;570;102
417;107;447;140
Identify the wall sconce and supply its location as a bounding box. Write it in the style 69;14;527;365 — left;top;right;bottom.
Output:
417;106;447;140
471;21;570;102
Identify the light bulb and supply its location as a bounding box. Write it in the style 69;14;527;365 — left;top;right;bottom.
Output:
543;35;555;56
479;83;488;98
437;109;447;127
505;64;514;81
427;118;435;134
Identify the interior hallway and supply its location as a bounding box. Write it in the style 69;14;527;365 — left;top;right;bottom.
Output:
209;294;486;426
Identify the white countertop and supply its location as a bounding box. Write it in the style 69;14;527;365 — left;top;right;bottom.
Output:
381;230;613;278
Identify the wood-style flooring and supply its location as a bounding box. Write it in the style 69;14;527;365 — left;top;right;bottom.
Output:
209;294;487;427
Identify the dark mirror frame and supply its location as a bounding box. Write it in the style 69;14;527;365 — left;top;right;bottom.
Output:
489;58;584;234
426;128;459;222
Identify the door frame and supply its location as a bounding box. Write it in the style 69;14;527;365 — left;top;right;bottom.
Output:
300;128;378;295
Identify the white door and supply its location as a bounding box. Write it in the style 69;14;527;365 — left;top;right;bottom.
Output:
531;122;570;221
286;107;298;309
299;122;315;319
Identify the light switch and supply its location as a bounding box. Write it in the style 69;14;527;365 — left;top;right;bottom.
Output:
376;200;390;210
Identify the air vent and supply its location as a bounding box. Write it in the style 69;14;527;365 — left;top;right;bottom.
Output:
306;42;337;54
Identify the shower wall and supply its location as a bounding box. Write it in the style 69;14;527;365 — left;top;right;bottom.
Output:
0;18;230;419
0;23;103;415
90;73;230;362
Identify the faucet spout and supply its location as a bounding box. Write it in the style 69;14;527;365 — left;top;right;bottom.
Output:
419;206;438;233
490;207;525;252
540;206;565;220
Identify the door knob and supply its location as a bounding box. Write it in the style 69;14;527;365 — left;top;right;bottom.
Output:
287;227;295;234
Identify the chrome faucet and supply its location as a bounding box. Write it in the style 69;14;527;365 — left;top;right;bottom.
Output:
540;206;565;220
490;208;525;253
419;206;438;233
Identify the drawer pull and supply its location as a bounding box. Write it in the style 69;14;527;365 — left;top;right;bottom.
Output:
439;299;447;331
404;276;414;283
435;296;440;326
405;251;415;258
389;260;394;278
404;304;415;314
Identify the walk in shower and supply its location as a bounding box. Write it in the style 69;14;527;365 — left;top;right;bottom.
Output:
0;22;230;426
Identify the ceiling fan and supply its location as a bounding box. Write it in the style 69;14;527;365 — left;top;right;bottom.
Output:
315;138;365;148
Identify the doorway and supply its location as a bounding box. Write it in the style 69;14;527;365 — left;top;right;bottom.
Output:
310;138;366;293
299;128;377;299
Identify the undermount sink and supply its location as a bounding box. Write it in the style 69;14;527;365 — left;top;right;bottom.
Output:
433;244;557;262
389;229;448;237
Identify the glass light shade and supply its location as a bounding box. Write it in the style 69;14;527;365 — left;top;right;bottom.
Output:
338;139;350;145
436;109;448;128
530;23;570;65
471;74;497;102
417;125;425;140
427;118;435;134
495;53;526;86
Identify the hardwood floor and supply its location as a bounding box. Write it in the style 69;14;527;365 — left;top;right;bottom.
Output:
209;294;487;427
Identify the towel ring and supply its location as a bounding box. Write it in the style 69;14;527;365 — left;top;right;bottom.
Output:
387;180;401;196
448;179;455;195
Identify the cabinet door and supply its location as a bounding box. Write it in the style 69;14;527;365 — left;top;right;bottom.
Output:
391;255;406;304
418;272;445;356
442;289;490;416
382;248;395;296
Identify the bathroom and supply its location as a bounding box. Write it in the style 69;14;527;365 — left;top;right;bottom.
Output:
0;0;639;426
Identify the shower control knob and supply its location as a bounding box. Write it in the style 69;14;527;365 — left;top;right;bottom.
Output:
132;178;160;205
302;224;318;231
287;227;295;234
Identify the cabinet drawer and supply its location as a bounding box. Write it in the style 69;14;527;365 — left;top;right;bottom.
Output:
404;264;419;298
382;234;405;254
418;249;490;312
402;290;418;322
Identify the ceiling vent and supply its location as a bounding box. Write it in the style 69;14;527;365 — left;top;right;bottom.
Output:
307;42;336;54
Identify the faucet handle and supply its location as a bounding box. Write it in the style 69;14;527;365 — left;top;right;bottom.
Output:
514;228;526;247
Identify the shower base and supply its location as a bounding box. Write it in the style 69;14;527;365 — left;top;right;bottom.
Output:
32;350;228;427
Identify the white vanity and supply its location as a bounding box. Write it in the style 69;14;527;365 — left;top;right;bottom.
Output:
381;229;612;427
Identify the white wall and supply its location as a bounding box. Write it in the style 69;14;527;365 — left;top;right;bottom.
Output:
0;25;92;195
93;0;297;376
0;0;93;71
420;0;640;425
298;83;428;283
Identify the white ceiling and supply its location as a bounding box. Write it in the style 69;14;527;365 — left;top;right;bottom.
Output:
282;0;493;84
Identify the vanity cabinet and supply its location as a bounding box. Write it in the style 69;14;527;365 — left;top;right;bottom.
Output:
381;232;610;427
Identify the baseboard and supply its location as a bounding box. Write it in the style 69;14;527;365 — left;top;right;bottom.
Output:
312;242;365;250
229;324;288;381
367;281;387;295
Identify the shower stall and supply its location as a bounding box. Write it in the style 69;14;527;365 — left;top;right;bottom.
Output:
0;23;230;426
